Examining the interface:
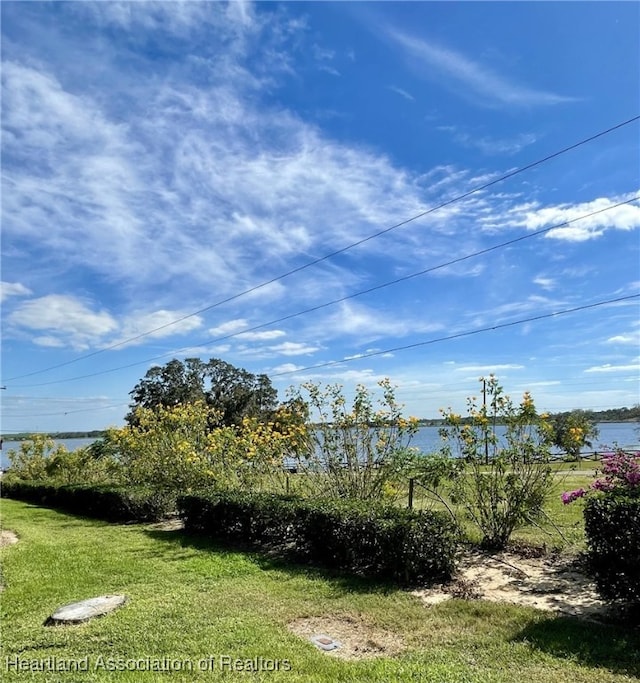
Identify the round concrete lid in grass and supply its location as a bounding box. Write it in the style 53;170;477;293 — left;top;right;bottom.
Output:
45;595;127;626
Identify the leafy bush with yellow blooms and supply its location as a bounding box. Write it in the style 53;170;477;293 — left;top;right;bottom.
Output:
5;434;121;485
108;400;308;494
286;379;420;501
438;376;554;549
549;410;599;461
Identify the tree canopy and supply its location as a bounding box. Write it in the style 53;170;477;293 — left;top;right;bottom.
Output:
126;358;278;428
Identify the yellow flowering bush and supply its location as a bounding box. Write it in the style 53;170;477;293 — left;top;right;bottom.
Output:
439;376;554;549
5;434;120;485
110;402;218;492
549;410;599;461
286;379;419;501
110;401;306;494
5;434;66;481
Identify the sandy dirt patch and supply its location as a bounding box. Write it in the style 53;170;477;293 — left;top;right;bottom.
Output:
289;550;610;661
147;518;184;532
288;614;405;660
413;548;609;620
0;530;18;547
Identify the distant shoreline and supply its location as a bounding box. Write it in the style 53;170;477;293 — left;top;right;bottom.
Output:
2;413;639;440
0;430;108;441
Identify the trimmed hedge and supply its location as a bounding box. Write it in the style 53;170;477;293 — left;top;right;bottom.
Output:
0;480;174;523
179;491;459;585
584;494;640;605
179;491;300;545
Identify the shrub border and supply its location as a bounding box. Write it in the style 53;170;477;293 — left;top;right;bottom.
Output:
1;480;174;523
178;491;459;585
584;494;640;605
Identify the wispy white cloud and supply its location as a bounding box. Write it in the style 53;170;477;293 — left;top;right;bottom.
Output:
508;193;640;241
465;295;565;328
388;85;414;102
533;276;556;290
237;329;287;341
438;125;538;155
8;295;204;351
3;53;454;311
0;281;32;302
32;336;66;348
269;341;320;356
343;348;391;360
76;0;259;38
270;362;305;375
319;301;444;342
208;320;250;337
113;311;203;348
312;44;341;76
8;295;118;351
387;29;576;107
454;364;525;373
318;64;341;77
178;344;233;358
606;331;640;345
235;339;321;360
287;367;380;387
584;361;640;373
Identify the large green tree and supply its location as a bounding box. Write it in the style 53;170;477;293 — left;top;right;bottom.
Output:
126;358;278;428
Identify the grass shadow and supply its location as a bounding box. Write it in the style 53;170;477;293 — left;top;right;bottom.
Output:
143;526;408;597
512;613;640;678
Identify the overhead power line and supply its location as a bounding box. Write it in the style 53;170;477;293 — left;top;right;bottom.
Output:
3;403;129;418
6;114;639;383
269;294;640;377
5;377;637;421
8;197;638;389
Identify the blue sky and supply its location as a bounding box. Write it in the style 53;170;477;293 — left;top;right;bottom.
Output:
1;1;639;433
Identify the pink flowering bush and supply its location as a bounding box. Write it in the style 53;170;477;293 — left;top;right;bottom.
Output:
570;448;640;609
562;448;640;504
592;449;640;491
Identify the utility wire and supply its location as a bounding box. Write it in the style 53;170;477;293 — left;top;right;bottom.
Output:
9;196;638;388
4;376;635;419
269;294;640;377
2;374;638;419
3;403;129;418
18;291;632;392
6;114;639;383
6;379;634;418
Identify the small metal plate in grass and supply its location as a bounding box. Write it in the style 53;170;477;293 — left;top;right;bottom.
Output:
310;634;341;651
45;595;127;626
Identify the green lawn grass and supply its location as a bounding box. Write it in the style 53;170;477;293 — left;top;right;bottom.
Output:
1;499;639;682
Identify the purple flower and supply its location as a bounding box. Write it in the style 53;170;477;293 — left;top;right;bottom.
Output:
563;449;640;502
561;488;587;504
591;479;613;492
625;470;640;486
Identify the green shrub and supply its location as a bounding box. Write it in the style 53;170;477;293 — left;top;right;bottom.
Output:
295;498;458;584
178;492;459;585
179;491;299;545
4;434;122;485
584;494;640;605
286;379;420;501
1;481;174;523
439;376;554;549
1;480;58;506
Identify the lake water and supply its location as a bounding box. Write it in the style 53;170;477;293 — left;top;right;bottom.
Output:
1;423;638;471
408;421;640;456
0;438;99;470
